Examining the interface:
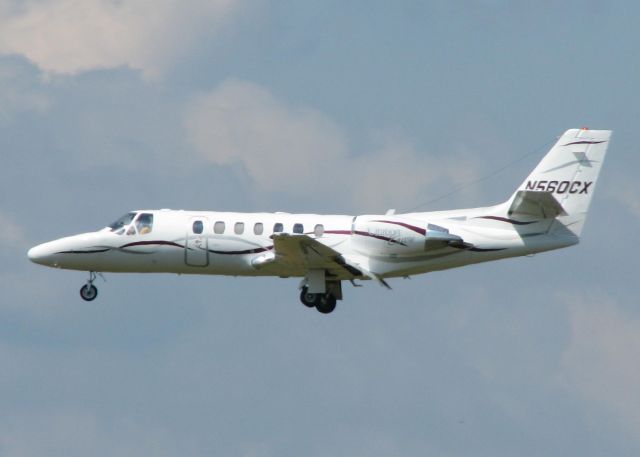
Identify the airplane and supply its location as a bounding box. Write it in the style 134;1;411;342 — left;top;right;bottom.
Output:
28;128;611;314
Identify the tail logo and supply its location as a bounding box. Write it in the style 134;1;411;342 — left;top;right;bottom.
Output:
525;180;592;194
563;140;606;146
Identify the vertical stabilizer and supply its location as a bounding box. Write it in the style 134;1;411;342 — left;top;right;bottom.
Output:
509;128;611;237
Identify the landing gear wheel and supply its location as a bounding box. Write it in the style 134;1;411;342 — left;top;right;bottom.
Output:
299;287;318;308
315;294;337;314
80;284;98;301
79;271;101;301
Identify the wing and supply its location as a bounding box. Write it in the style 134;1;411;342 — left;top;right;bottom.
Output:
253;233;364;280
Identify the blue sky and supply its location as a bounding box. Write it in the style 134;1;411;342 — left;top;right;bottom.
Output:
2;1;640;456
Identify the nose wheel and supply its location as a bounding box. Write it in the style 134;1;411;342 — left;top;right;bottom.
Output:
79;272;100;301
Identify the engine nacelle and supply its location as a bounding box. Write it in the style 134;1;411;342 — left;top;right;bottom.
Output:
352;216;462;257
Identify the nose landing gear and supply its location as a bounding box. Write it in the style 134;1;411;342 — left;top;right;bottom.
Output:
79;271;100;301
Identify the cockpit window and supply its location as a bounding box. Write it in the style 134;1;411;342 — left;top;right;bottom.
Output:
108;212;136;232
135;213;153;235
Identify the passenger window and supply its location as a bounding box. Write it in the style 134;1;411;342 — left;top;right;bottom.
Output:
254;222;264;235
314;224;324;237
135;213;153;235
214;221;225;234
293;223;304;234
193;220;204;234
234;222;245;235
273;222;283;233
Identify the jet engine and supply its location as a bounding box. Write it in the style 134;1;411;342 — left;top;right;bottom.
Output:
351;216;465;257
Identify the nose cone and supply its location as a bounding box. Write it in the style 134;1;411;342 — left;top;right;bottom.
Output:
28;242;54;265
28;232;108;270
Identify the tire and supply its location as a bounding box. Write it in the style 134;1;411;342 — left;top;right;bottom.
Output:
80;284;98;301
316;294;337;314
299;287;318;308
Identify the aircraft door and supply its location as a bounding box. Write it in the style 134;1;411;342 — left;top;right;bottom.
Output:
185;217;209;267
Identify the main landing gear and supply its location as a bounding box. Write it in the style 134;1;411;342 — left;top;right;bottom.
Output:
299;284;340;314
79;271;99;301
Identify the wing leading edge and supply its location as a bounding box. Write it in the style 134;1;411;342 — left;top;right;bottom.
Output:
251;233;363;280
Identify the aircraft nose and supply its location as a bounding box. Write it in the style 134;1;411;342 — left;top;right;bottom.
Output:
27;243;53;265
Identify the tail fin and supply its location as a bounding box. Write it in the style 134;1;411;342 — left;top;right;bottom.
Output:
507;128;611;237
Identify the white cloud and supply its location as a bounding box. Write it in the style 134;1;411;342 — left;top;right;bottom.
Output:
0;210;29;249
185;80;480;211
0;0;241;78
349;135;479;211
0;57;51;119
185;80;347;193
560;292;640;438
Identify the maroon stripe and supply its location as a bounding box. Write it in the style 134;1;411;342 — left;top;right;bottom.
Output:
324;230;352;235
563;140;606;146
373;220;426;235
120;240;184;249
325;229;406;245
450;245;507;252
57;248;111;254
209;246;273;255
478;216;536;226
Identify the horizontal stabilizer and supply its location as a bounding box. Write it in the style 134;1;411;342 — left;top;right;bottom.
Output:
508;190;567;219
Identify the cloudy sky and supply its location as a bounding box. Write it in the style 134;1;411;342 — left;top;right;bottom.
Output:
2;1;640;456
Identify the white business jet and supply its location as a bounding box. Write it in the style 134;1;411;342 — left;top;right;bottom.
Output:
28;128;611;314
